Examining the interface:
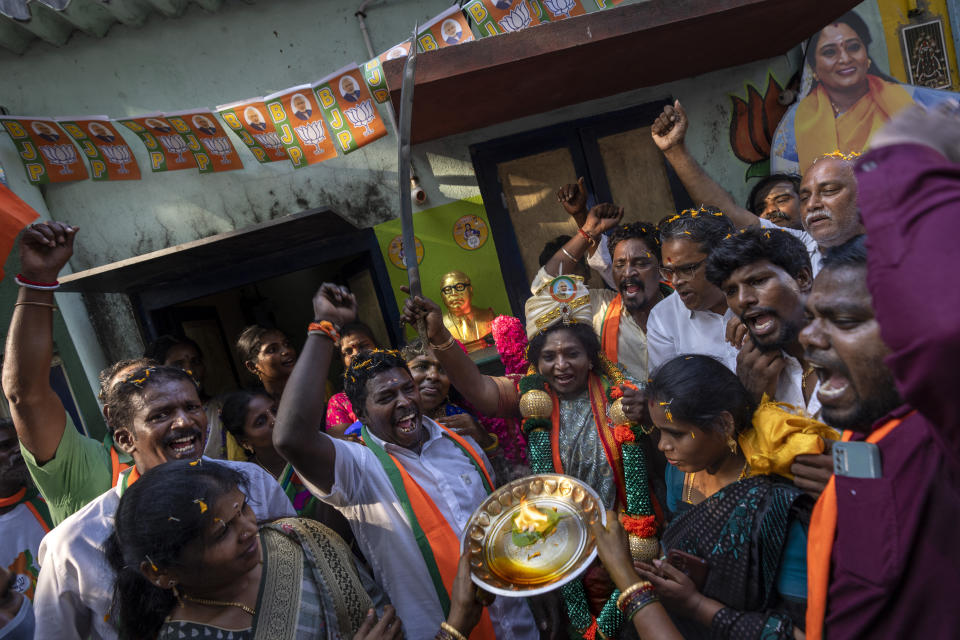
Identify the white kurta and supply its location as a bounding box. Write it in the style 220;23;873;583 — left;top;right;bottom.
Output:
306;418;539;640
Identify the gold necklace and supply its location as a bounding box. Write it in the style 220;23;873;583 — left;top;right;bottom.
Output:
178;591;256;616
802;364;816;387
684;461;749;504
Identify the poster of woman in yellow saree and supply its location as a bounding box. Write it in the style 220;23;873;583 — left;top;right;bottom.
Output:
771;9;957;174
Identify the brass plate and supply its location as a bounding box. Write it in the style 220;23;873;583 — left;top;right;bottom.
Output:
461;473;604;597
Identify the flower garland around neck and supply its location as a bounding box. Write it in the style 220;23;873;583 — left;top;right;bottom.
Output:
517;348;658;640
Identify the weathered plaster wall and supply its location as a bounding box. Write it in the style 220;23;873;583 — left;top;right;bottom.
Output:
0;0;455;270
0;0;806;404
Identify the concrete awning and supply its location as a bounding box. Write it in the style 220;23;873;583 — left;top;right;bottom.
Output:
384;0;862;144
58;208;358;294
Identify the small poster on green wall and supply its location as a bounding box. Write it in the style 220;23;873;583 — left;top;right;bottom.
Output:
373;196;511;341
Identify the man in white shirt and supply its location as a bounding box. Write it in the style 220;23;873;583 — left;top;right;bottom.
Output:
706;226;821;417
32;365;294;640
274;284;538;640
646;208;739;372
650;100;866;275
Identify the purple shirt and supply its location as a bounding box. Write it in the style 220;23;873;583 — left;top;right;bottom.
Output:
820;144;960;638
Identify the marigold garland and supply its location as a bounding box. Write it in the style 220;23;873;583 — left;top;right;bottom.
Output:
613;424;636;444
622;514;657;538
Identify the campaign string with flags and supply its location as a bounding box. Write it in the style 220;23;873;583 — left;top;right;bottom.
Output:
0;0;620;186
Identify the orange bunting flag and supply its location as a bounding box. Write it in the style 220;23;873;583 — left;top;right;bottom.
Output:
0;117;89;184
463;0;546;37
116;114;198;172
56;116;141;181
0;183;40;281
263;85;338;169
314;64;388;155
216;97;289;164
416;6;475;52
165;110;243;173
363;41;411;104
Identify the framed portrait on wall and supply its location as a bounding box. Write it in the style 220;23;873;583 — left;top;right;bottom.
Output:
902;19;952;90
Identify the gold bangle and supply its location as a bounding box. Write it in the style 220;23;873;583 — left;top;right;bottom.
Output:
429;334;457;351
14;301;57;310
440;622;468;640
483;432;500;453
616;580;653;609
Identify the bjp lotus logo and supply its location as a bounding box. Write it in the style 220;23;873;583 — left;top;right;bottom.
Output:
729;74;789;179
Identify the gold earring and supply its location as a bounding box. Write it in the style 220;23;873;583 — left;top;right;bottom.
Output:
727;436;738;455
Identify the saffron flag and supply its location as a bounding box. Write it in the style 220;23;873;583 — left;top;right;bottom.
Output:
56;116;141;181
0;183;40;281
166;109;243;173
216;98;289;163
363;41;411;104
314;64;388;155
416;6;475;52
116;114;198;172
264;85;338;168
463;0;547;37
0;117;88;184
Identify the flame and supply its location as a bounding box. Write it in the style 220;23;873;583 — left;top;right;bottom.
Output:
515;500;550;533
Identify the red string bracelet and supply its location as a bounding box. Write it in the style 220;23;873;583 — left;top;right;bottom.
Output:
15;274;59;290
577;228;595;246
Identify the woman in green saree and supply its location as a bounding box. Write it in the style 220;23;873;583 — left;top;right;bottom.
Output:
106;460;490;639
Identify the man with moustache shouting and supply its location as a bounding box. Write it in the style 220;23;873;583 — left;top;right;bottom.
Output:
800;106;960;639
537;195;670;382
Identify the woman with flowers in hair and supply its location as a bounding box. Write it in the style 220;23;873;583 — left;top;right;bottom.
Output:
638;354;810;640
401;273;661;640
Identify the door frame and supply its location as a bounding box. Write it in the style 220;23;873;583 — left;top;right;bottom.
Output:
133;228;401;348
470;98;692;319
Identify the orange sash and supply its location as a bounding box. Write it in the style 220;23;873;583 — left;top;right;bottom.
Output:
600;294;622;364
380;424;495;639
805;414;908;639
109;444;134;487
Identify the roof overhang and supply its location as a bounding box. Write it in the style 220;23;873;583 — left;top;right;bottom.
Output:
59;208;359;294
384;0;862;144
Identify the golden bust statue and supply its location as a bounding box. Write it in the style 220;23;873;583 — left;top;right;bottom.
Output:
440;270;496;352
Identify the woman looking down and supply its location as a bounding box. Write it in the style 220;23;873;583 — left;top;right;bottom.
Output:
638;355;810;639
105;459;398;640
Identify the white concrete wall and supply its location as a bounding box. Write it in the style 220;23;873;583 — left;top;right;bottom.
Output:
0;0;801;395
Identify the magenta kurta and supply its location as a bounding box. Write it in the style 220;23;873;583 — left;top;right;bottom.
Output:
817;144;960;638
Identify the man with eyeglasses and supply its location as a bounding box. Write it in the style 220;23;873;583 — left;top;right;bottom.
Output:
439;270;497;351
537;202;670;381
646;208;739;372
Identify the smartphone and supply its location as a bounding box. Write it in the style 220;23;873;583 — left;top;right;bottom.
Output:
666;549;709;591
832;441;882;479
